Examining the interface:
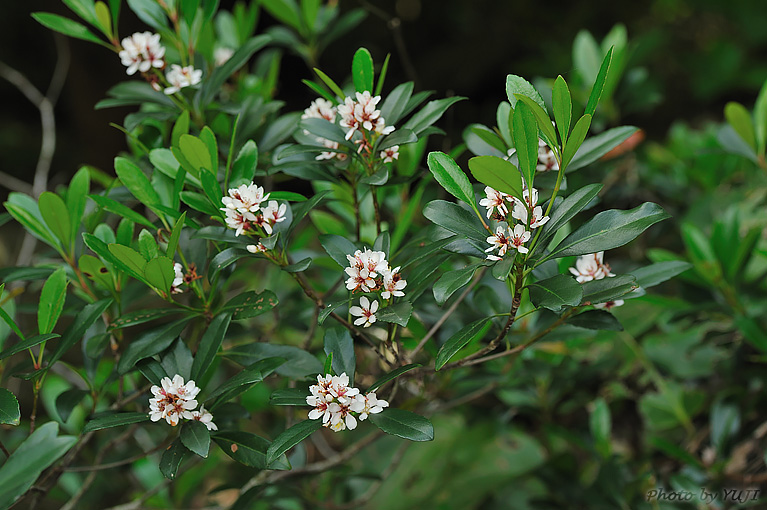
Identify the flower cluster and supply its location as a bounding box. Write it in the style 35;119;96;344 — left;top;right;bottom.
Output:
220;182;286;237
149;375;217;430
343;248;407;327
306;373;388;432
302;99;348;162
338;91;395;140
569;252;624;309
171;263;185;294
164;64;202;95
537;139;559;172
483;185;549;260
119;32;165;75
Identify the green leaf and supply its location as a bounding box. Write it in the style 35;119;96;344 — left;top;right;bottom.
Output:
629;261;692;289
166;212;186;258
566;310;623;331
206;357;286;409
433;264;482;306
527;274;583;312
171;110;190;148
375;53;390;95
270;388;310;406
62;0;99;27
115;157;161;207
221;290;279;320
108;308;182;330
312;68;345;100
94;1;112;37
138;229;158;261
724;102;756;151
39;192;72;248
401;97;465;136
352;47;374;93
266;419;322;468
0;334;59;362
179;134;213;176
200;127;219;175
547;203;670;260
580;274;637;305
38;267;68;335
590;397;612;457
108;244;148;282
125;0;168;29
262;0;301;29
467;156;524;201
422;200;488;246
88;194;156;229
282;257;312;273
0;422;76;505
297;117;349;146
198;35;270;108
181;420;210;458
736;316;767;353
230;140;258;187
323;352;333;376
209;248;248;280
48;299;112;366
506;74;547;112
318;301;346;326
32;12;104;44
117;319;190;375
190;313;232;380
214;431;289;470
514;95;558;148
512;101;539;188
55;389;88;422
143;256;176;294
159;439;188;480
368;408;434;441
160;338;193;381
0;388;20;426
552;75;572;143
319;234;357;268
323;327;355;381
755;80;767;156
435;318;492;370
379;82;414;126
534;183;602;252
567;125;638;172
585;47;613;117
66;167;90;239
366;364;421;392
83;412;150;432
378;128;417;151
561;114;592;170
375;301;413;327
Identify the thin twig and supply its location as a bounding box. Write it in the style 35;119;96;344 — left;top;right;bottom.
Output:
408;267;487;360
0;172;33;194
0;438;10;458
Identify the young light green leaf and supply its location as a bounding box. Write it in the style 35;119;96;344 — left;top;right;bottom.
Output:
724;102;757;151
352;47;374;93
514;95;558;148
468;155;524;201
138;229;158;261
66;167;90;239
181;420;210;458
38;267;68;335
506;74;547;112
435;318;492;370
368;408;434;441
562;114;592;170
108;244;148;281
323;327;355;382
527;274;583;312
179;134;213;175
755;80;767;156
512;101;539;188
165;212;186;258
39;192;72;248
313;67;346;99
584;47;613;117
266;419;322;467
230;140;258;187
144;256;175;294
114;157;161;207
426;152;476;207
88;194;156;229
552;75;572;143
94;1;112;37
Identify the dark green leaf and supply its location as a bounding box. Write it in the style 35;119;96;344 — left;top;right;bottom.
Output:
282;257;312;273
435;318;492;370
266;419;322;468
223;343;322;378
366;364;421;392
270;388;310;406
136;358;168;386
562;114;592;170
323;327;355;381
0;388;20;426
590;397;612;457
48;299;112;366
88;194;155;229
375;301;412;327
528;274;583;312
222;290;279;320
567;125;638;172
32;12;104;44
165;212;186;258
378;128;417;151
181;420;210;458
368;408;433;441
585;47;613;116
422;200;488;246
160;439;188;480
401;97;465;136
318;301;346;326
319;234;357;268
433;264;481;306
214;431;289;470
38;267;68;335
0;334;59;362
379;81;414;126
581;274;637;305
230;140;258;186
197;35;270;107
117;319;190;375
83;412;150;432
206;357;286;409
629;261;692;289
109;308;183;330
567;310;623;331
55;389;88;422
209;248;249;279
160;338;193;381
191;313;232;380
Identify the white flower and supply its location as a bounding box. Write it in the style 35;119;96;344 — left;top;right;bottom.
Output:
350;296;379;328
338;91;394;140
119;32;165;75
508;224;532;254
479;186;511;219
537;139;559;172
246;243;267;254
595;299;624;310
316;138;347;161
328;373;360;403
338;96;360;140
164;64;202;95
381;266;407;299
568;252;613;283
261;200;287;230
345;249;389;292
171;263;184;294
512;201;549;229
149;375;200;427
214;47;234;67
221;183;269;213
358;392;389;421
223;208;257;237
380;145;399;163
302;98;337;123
485;225;511;261
189;405;218;431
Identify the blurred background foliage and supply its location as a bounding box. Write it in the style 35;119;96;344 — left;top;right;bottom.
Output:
2;0;767;508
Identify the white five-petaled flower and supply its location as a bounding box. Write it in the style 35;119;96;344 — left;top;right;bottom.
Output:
512;201;550;229
595;299;624;310
302;98;337;123
345;249;389;292
149;375;200;427
222;184;269;213
260;200;287;234
189;405;218;431
350;296;379;328
381;266;407;299
568;252;614;283
316;138;347;161
508;224;532;254
246;243;267;254
358;392;389;421
223;208;256;237
485;225;512;261
338;91;395;140
171;262;184;294
479;186;512;219
119;32;165;75
164;64;202;95
380;145;399;163
537;139;559;172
